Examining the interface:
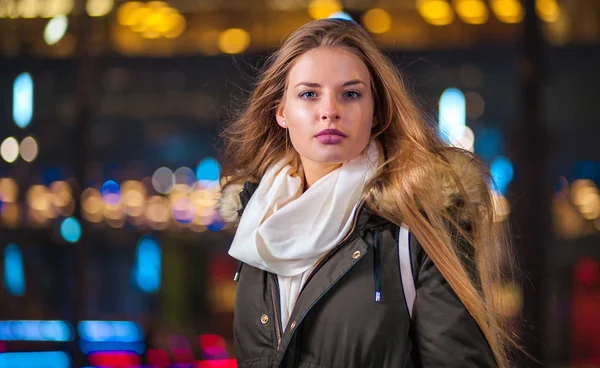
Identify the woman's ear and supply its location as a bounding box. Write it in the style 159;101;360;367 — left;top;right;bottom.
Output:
276;103;286;128
371;115;378;128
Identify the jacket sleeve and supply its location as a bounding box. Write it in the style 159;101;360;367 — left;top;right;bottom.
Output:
410;235;497;367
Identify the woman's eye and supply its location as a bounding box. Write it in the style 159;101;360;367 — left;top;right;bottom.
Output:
344;91;361;99
299;91;317;99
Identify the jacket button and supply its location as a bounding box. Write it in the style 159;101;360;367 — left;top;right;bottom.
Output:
352;250;361;259
290;321;296;330
260;314;269;324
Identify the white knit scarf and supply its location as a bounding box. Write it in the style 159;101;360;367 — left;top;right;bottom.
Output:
228;142;379;327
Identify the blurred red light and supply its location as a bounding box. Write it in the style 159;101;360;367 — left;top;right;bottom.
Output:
196;359;237;368
575;257;600;287
147;348;170;368
199;334;226;349
88;351;140;367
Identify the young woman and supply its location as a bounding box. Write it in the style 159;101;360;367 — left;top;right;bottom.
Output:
219;18;515;368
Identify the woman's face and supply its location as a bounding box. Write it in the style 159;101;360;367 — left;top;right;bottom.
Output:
276;47;374;167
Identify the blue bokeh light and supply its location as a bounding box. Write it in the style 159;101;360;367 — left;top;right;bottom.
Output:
100;180;121;205
0;320;73;342
196;157;220;187
60;217;82;243
132;236;161;293
0;351;71;368
439;88;466;143
13;72;34;129
3;244;25;296
329;12;354;21
78;320;143;343
490;156;514;195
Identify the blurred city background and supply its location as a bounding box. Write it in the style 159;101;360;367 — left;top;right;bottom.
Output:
0;0;599;367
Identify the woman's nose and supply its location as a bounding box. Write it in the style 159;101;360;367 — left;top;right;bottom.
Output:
321;94;340;122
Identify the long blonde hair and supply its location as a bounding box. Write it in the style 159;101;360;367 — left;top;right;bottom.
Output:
220;19;517;367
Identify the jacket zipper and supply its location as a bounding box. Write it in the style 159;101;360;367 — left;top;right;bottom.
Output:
275;230;366;368
271;276;282;349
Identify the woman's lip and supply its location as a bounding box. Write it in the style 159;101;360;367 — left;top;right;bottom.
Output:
315;129;346;137
315;134;345;144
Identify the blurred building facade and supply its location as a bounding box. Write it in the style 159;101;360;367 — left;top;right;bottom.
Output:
1;0;600;367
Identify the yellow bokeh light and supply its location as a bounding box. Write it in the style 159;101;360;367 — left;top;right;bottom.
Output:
164;12;185;38
308;0;342;20
535;0;560;23
86;0;114;17
123;189;145;217
454;0;489;25
491;0;524;24
117;1;142;26
0;178;18;202
417;0;454;26
1;202;20;228
363;8;392;34
18;0;40;18
41;0;74;18
50;181;73;208
218;28;251;55
145;195;170;229
104;202;124;220
27;185;51;212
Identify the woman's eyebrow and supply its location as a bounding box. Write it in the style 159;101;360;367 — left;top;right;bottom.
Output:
294;79;366;88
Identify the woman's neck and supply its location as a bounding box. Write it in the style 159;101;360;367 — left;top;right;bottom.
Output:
301;159;342;190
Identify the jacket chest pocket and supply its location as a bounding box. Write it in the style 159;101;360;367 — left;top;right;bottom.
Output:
233;268;281;356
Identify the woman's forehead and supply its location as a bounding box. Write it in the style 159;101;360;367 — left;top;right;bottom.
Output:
287;47;371;86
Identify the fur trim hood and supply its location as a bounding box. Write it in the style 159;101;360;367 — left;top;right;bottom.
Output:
218;150;489;225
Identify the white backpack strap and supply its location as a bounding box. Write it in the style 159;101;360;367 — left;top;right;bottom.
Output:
398;224;416;317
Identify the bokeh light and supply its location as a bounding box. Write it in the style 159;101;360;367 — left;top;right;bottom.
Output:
117;1;186;39
100;180;121;205
328;11;353;21
174;167;196;193
145;196;170;230
82;188;104;223
570;179;600;220
439;88;466;142
132;235;162;293
196;157;220;188
0;178;19;203
3;244;25;296
172;197;195;224
218;28;251;55
152;167;175;194
417;0;454;26
60;217;82;243
449;125;475;152
1;137;20;163
454;0;489;25
44;15;68;45
86;0;114;17
1;202;20;228
19;136;38;162
308;0;342;20
363;8;392;34
535;0;560;23
490;0;524;24
40;0;75;18
490;156;514;195
13;73;33;128
27;185;51;214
